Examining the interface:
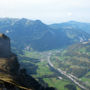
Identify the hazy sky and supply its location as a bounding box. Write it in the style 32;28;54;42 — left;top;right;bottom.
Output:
0;0;90;24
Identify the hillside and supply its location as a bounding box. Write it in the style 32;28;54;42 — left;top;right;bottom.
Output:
50;41;90;88
0;18;90;51
0;33;55;90
50;21;90;34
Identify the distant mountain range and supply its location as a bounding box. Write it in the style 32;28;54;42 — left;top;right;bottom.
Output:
50;21;90;34
0;18;90;51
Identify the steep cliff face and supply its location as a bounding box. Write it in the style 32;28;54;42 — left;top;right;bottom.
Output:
0;34;19;75
0;34;55;90
0;34;11;57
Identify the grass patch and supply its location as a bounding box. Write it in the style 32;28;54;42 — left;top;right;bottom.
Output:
36;61;53;77
43;78;70;90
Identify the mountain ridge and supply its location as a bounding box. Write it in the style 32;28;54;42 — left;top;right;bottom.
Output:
0;18;90;51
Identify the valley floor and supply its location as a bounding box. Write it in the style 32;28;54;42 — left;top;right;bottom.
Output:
18;50;89;90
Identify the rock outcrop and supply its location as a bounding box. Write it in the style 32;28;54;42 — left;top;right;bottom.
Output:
0;34;11;57
0;34;19;75
0;34;55;90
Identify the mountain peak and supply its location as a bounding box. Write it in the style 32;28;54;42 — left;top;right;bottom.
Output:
35;20;42;23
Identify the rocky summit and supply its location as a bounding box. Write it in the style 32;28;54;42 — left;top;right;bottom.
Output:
0;34;55;90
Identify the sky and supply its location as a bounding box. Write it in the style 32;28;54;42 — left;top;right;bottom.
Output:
0;0;90;24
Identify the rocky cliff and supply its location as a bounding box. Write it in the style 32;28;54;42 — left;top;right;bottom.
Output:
0;34;11;57
0;34;55;90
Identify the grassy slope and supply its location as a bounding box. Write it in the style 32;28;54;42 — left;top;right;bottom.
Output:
50;41;90;87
